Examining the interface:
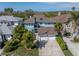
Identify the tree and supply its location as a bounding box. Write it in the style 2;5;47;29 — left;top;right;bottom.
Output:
70;12;79;32
25;9;34;18
54;22;63;35
44;12;57;18
21;31;36;49
4;8;13;13
12;25;28;40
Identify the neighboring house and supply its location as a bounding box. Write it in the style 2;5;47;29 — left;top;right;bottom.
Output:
0;16;23;27
0;16;23;48
0;24;12;41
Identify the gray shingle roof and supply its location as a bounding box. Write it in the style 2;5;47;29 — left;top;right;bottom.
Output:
0;16;23;22
0;24;12;35
0;35;2;42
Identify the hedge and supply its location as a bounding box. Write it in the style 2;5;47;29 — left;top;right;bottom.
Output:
56;36;73;56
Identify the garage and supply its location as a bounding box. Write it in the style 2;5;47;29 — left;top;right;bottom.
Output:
49;37;56;40
39;36;56;41
37;27;57;41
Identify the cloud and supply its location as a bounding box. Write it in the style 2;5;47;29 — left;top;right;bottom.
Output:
59;2;79;8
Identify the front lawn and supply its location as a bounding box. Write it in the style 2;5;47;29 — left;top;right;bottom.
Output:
2;47;38;56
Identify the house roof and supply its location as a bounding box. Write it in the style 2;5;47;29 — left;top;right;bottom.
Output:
0;35;3;42
0;16;23;22
37;27;57;37
49;14;71;23
24;19;35;23
24;14;71;24
0;24;12;35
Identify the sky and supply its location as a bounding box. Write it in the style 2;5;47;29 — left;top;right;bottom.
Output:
0;2;79;12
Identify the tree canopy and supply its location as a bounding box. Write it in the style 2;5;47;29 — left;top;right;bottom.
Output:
4;8;13;13
3;25;36;53
54;22;63;35
25;9;35;18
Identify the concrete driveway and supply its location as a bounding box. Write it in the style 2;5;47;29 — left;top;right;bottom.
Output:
63;37;79;56
0;49;3;55
39;40;64;56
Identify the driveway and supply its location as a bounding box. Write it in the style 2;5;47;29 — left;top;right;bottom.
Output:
39;40;64;56
0;49;3;55
63;37;79;56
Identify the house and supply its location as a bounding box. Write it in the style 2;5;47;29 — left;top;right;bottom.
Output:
0;24;12;40
0;16;23;48
24;13;72;33
0;16;23;27
24;13;74;40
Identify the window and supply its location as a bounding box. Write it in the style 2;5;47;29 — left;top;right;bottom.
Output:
11;21;14;25
67;25;70;27
1;22;3;24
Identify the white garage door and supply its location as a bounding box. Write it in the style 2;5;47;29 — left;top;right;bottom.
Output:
40;37;55;41
49;37;55;40
40;37;48;41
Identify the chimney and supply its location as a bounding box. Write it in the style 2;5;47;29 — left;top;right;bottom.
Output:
58;11;61;16
29;16;32;19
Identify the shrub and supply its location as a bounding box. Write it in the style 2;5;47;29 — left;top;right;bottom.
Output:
3;41;13;52
64;32;71;37
74;37;79;42
3;40;19;53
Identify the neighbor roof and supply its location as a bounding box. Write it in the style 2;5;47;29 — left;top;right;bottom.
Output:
49;14;71;23
0;16;23;22
0;24;12;35
24;19;35;24
37;27;57;37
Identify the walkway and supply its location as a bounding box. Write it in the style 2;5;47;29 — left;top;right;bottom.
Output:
63;37;79;56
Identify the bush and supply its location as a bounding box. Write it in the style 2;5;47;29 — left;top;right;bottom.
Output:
73;37;79;42
3;40;19;53
64;32;71;37
3;41;13;52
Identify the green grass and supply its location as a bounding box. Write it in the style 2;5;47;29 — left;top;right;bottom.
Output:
2;47;38;56
63;50;73;56
56;36;73;56
14;47;38;56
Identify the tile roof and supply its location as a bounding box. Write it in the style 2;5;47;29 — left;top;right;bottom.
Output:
37;27;57;37
24;14;71;24
24;19;35;23
50;14;71;23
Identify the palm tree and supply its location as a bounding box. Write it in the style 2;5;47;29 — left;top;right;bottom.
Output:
71;6;75;11
70;12;79;32
54;22;63;35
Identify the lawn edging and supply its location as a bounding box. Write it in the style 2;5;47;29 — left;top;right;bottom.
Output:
56;35;73;56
